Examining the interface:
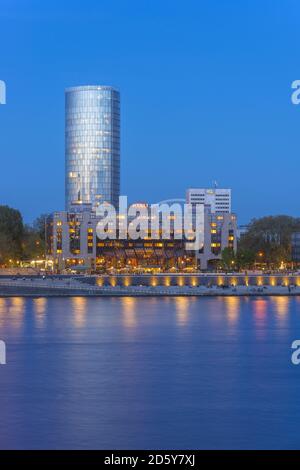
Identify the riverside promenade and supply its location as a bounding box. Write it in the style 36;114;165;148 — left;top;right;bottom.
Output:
0;273;299;297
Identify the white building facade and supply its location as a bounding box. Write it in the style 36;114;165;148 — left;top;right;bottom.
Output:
186;188;231;213
186;187;237;269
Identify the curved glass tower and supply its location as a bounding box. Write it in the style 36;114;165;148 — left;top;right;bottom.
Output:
65;85;120;211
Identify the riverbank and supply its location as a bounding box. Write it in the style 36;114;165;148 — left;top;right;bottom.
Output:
0;277;299;297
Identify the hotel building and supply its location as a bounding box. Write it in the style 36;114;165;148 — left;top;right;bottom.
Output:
46;208;196;272
47;202;237;272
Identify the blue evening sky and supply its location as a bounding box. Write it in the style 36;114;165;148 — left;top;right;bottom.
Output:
0;0;299;224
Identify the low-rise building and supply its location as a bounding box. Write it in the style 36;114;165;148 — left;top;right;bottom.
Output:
197;210;237;269
186;187;237;269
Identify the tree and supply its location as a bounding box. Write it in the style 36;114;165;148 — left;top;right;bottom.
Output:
22;213;50;260
221;247;236;271
238;215;300;267
0;205;24;264
236;248;256;270
22;225;44;260
33;214;49;242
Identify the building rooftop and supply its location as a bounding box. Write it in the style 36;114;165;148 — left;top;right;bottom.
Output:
65;85;119;93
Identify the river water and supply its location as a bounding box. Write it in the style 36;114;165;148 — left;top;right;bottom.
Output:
0;295;300;449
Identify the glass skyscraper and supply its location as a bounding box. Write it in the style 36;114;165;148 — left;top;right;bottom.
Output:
65;85;120;211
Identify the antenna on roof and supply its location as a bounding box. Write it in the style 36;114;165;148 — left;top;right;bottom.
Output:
213;180;218;189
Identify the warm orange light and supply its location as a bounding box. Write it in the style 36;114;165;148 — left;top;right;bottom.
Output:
123;277;131;287
282;277;289;287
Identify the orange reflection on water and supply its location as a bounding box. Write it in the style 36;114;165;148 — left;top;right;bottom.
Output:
7;297;25;328
0;298;7;318
121;297;137;328
33;298;47;326
253;299;267;339
225;296;240;324
273;296;289;332
34;297;47;315
72;297;87;327
175;297;190;326
254;299;267;319
273;296;289;319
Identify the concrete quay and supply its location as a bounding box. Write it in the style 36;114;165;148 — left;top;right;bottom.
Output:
0;274;299;297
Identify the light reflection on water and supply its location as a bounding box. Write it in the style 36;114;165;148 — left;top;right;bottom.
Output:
121;297;137;329
273;296;289;316
0;295;295;335
33;298;47;326
253;298;268;339
71;297;87;327
0;298;7;324
224;296;240;325
174;297;190;326
0;295;300;449
5;298;25;329
272;296;289;332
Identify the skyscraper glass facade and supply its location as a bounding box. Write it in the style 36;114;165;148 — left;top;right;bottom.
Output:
65;85;120;210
